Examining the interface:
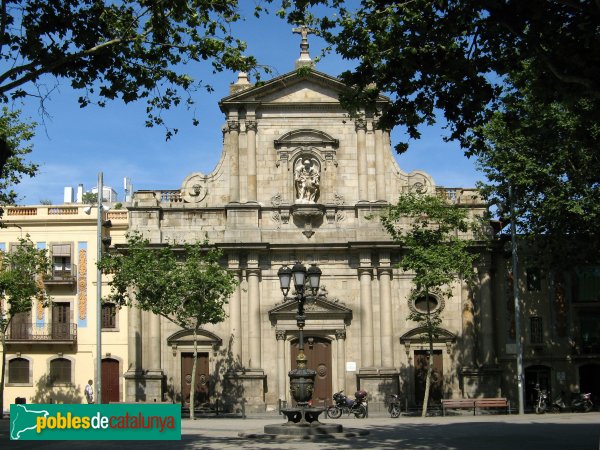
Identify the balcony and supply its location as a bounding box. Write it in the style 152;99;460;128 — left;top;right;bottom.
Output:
44;265;77;286
5;323;77;344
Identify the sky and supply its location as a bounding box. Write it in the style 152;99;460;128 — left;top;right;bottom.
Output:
13;7;483;206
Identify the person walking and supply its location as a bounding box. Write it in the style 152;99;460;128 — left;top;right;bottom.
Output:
85;379;94;404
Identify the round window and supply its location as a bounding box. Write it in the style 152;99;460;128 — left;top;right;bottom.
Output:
411;296;442;314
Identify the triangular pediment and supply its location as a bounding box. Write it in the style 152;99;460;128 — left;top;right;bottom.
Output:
167;328;222;346
400;326;457;344
219;69;389;109
268;297;353;326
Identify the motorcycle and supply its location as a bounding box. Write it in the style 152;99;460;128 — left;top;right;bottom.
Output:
534;384;549;414
388;394;403;418
549;391;569;413
570;392;594;413
326;390;368;419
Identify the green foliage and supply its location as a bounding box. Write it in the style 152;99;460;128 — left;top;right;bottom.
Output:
98;233;237;330
292;1;600;157
0;235;50;332
381;193;478;298
0;1;264;138
0;108;37;213
82;192;98;205
477;71;600;267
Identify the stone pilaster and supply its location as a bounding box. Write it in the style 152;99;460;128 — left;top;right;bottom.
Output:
478;256;495;366
228;253;242;364
378;255;394;367
247;252;261;369
373;120;386;201
245;120;257;202
124;299;143;402
276;330;287;401
335;329;346;393
356;119;368;201
228;119;240;203
359;251;374;367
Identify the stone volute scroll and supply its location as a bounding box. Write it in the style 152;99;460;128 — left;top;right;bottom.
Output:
181;173;209;203
294;157;321;204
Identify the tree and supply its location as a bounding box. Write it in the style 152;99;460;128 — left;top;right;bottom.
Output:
0;108;37;218
477;69;600;267
0;1;264;144
81;192;98;205
0;235;50;418
380;192;479;416
284;0;600;263
292;0;600;154
98;233;237;418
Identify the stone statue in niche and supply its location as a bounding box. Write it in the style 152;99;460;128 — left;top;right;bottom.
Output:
294;157;320;203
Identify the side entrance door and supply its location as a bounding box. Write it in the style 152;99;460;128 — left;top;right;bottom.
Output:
181;353;210;407
291;337;332;407
101;358;120;403
414;350;443;405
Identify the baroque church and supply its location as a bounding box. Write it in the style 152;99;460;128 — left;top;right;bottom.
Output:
122;30;600;412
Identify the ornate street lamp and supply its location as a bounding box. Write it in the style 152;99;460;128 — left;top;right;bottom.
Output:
276;262;322;421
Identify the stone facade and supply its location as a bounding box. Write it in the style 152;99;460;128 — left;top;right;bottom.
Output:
125;59;497;412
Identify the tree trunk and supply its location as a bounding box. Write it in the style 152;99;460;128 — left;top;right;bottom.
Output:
190;324;199;420
421;336;434;417
421;289;433;417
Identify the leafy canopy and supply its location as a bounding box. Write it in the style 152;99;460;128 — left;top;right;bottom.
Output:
0;0;263;139
289;0;600;155
98;233;237;329
0;235;50;332
0;108;37;213
381;192;479;300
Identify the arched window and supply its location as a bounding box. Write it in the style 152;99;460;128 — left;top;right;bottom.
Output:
8;358;29;384
50;358;71;384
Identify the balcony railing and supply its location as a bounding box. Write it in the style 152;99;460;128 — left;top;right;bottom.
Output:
571;338;600;355
44;266;77;285
5;323;77;343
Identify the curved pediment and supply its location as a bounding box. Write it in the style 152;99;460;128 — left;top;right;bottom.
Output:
274;129;339;149
268;297;352;326
167;329;222;346
400;326;457;344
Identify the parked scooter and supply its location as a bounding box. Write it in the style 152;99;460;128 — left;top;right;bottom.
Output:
570;392;594;412
534;384;549;414
388;394;403;418
550;391;569;413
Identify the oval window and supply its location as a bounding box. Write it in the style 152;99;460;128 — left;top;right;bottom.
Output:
413;296;439;313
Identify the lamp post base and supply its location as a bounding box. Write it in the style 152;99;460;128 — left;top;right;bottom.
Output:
264;407;343;436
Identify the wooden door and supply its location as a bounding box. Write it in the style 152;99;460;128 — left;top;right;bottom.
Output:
101;358;120;403
52;303;70;339
181;353;210;407
414;350;443;405
291;337;332;407
10;311;31;339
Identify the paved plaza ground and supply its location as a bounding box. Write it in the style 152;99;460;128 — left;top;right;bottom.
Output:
1;411;599;449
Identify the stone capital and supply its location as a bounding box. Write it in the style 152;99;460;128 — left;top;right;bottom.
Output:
335;329;346;340
276;330;286;341
355;119;367;132
245;120;257;132
378;266;393;277
227;120;240;132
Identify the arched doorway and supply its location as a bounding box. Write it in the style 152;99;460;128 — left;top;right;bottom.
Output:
101;358;120;403
579;364;600;405
524;365;550;408
290;337;332;407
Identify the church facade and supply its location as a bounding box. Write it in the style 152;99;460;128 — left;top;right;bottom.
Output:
124;39;499;412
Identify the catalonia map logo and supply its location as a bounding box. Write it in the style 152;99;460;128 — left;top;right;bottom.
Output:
10;404;181;440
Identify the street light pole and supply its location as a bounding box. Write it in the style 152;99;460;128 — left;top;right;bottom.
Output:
96;172;103;405
509;184;525;414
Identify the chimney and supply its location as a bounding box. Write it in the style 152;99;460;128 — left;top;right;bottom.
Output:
63;186;74;204
76;184;84;203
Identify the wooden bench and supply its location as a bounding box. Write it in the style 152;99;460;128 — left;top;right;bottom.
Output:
475;398;510;414
441;398;510;416
441;399;476;416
